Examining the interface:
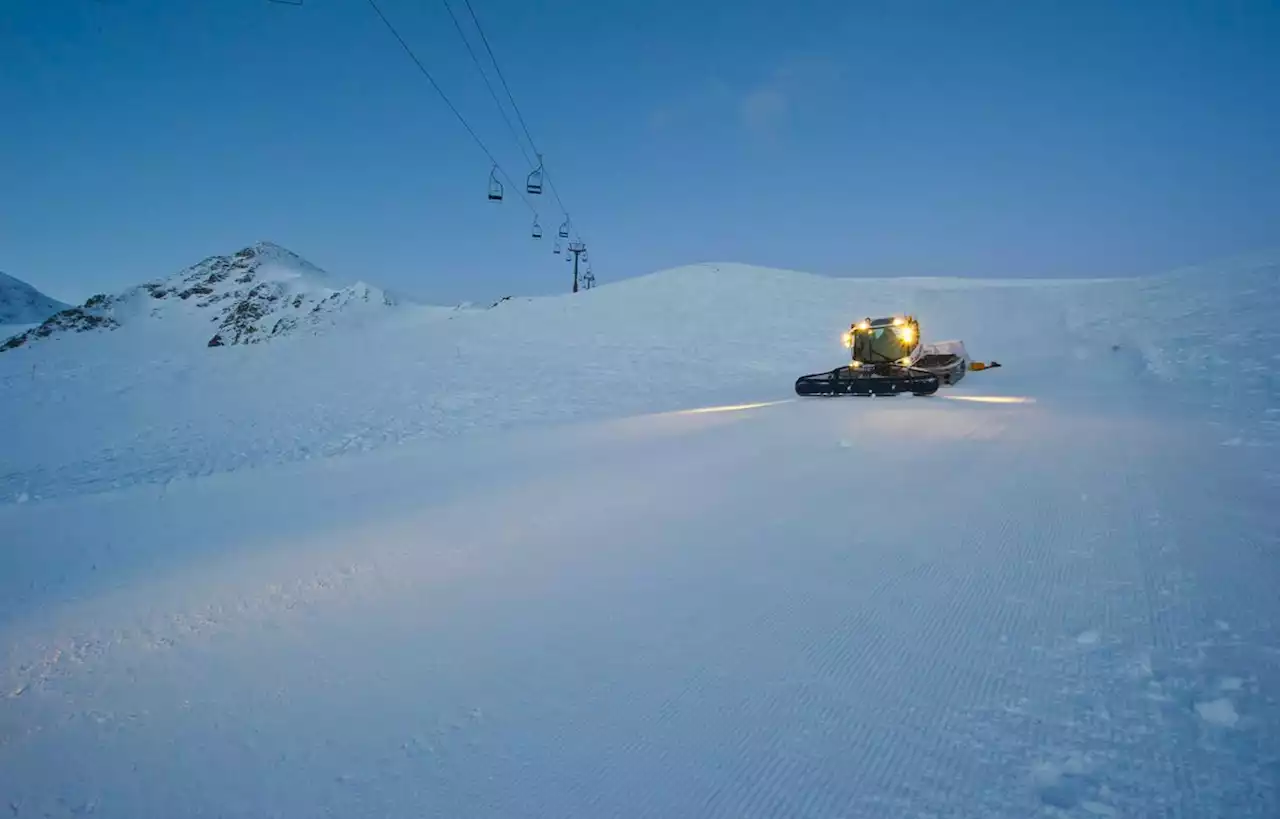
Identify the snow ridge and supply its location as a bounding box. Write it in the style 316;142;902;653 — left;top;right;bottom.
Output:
0;271;68;325
0;241;400;352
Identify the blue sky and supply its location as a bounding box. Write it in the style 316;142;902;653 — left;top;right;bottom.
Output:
4;0;1278;306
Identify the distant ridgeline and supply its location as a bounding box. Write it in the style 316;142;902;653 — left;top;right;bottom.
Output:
1;242;400;353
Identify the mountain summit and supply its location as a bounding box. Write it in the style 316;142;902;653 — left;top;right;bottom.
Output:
1;241;400;352
0;271;69;325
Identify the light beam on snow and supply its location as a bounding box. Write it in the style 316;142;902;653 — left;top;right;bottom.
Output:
676;400;793;415
940;395;1036;405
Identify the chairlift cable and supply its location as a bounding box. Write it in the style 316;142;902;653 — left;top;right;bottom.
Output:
439;0;537;170
460;0;540;158
364;0;540;216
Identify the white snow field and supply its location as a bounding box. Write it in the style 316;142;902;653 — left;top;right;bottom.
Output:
1;256;1278;818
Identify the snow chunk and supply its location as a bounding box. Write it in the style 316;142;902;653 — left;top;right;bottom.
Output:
1195;697;1239;727
1076;629;1100;645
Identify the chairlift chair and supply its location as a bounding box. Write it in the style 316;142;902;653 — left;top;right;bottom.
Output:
526;155;544;195
487;167;503;201
531;217;542;239
557;219;570;239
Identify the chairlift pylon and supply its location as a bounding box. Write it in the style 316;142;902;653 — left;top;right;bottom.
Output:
531;216;542;239
526;154;543;195
487;166;503;202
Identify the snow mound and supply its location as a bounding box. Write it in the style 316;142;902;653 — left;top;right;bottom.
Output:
0;271;69;325
0;241;402;352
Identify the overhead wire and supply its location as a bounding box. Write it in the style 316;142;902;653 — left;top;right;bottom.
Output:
364;0;541;217
438;0;536;170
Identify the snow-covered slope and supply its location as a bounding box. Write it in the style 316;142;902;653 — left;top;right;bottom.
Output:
1;256;1275;500
0;271;68;325
1;255;1277;818
0;241;401;353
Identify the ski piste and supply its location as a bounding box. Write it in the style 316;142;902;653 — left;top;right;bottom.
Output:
2;258;1277;819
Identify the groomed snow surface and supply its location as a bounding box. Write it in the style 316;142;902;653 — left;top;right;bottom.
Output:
1;258;1278;818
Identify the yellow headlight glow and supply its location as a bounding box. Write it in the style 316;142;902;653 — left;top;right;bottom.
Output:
941;395;1035;405
676;400;792;415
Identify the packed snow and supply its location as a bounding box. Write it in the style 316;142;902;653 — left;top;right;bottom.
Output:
1;252;1277;818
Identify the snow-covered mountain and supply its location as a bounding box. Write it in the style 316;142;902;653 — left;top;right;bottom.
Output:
0;270;69;325
0;241;401;352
